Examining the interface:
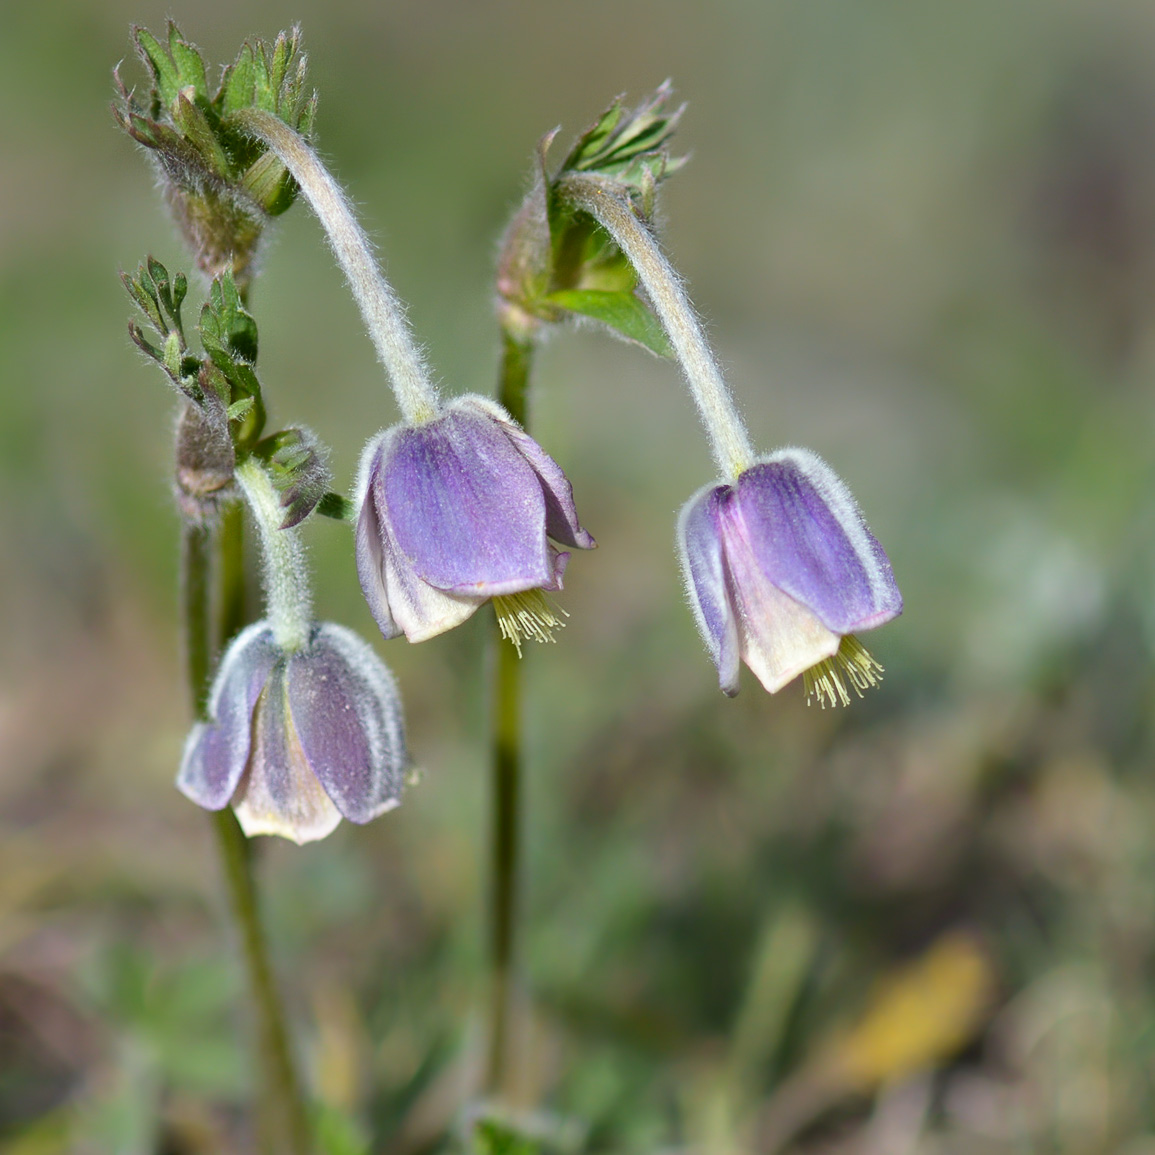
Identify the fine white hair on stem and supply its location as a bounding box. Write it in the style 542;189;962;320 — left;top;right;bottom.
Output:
234;109;440;425
235;458;312;652
557;171;754;480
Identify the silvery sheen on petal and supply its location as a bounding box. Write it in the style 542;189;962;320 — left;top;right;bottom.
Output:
678;447;902;702
178;622;279;809
177;620;408;844
285;623;406;824
355;394;594;645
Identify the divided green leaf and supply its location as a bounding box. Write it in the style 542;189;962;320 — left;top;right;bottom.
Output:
497;84;685;359
546;289;673;357
199;272;258;366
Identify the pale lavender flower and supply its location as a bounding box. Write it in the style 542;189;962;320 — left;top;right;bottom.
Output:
178;620;407;844
356;395;595;649
678;448;902;704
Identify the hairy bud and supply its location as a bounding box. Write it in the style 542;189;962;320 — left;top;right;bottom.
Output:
174;399;235;523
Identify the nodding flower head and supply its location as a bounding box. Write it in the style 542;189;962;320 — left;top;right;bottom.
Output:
178;620;407;844
356;395;595;651
678;448;902;705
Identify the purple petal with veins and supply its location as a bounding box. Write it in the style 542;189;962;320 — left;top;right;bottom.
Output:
482;402;596;550
177;623;279;809
287;624;406;823
678;484;740;695
381;405;553;594
734;450;902;635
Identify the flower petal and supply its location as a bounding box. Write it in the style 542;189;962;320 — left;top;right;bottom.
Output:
380;404;555;594
287;624;407;824
231;663;342;845
677;483;740;695
355;474;402;640
719;493;842;692
734;450;903;635
462;396;596;551
360;461;484;642
544;545;569;591
177;622;278;809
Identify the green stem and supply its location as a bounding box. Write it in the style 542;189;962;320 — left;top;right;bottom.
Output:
211;809;311;1154
497;327;532;427
182;510;310;1153
556;172;755;478
217;498;247;653
183;521;212;718
215;504;311;1153
485;329;534;1097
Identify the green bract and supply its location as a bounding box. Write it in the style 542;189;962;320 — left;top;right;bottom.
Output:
496;83;686;356
114;23;317;288
123;259;339;526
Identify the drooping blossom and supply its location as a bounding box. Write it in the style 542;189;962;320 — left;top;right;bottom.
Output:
678;447;902;704
356;394;595;649
179;620;407;844
236;119;596;653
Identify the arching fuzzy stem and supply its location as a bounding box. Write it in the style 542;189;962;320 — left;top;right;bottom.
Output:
557;172;755;479
235;109;440;424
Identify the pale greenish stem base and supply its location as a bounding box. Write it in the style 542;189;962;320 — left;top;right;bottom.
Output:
211;809;311;1155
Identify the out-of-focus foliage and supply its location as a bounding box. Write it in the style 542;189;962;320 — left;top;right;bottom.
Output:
7;0;1155;1152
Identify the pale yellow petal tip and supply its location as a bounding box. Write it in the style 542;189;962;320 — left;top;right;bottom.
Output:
803;635;884;709
233;801;342;845
493;590;568;657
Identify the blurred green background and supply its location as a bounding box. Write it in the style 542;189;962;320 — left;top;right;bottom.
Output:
7;0;1155;1150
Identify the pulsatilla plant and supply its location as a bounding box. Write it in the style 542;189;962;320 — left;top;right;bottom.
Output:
116;22;905;1146
123;256;410;844
492;90;903;703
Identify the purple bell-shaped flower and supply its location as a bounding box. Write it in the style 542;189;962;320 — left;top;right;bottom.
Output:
231;121;594;652
356;395;595;648
179;620;408;844
678;448;902;703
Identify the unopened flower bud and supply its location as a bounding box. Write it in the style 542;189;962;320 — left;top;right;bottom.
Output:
114;24;316;290
174;399;235;524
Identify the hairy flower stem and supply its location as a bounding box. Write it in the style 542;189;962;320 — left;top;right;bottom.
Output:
234;109;440;425
485;328;534;1098
556;172;755;479
234;458;312;652
183;515;310;1154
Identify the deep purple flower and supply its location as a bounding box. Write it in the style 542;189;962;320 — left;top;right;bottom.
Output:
678;448;902;703
356;395;595;646
178;620;407;844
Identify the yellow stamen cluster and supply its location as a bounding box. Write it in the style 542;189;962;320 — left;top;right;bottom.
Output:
493;590;568;657
804;634;884;709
